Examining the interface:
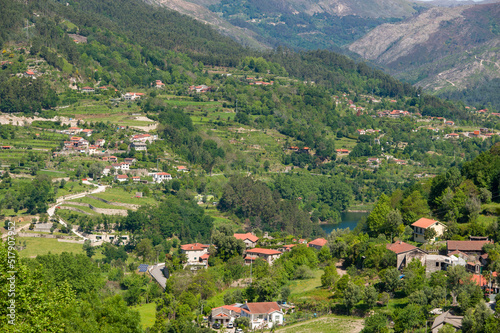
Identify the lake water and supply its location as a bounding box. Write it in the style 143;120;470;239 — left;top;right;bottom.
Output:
320;211;370;234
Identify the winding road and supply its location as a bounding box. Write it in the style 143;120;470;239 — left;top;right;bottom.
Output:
47;181;107;240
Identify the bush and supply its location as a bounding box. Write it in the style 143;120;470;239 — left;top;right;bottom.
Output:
293;265;314;280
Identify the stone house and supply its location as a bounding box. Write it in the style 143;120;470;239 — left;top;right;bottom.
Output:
386;241;427;270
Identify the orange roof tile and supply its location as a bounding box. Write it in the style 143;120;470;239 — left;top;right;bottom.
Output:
411;218;439;229
308;238;328;247
234;233;259;243
386;241;419;254
246;248;281;255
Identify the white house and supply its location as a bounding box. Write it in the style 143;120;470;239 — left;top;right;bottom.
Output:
131;142;147;151
120;162;130;170
411;218;446;243
240;302;284;329
81;129;93;137
115;174;128;182
153;172;172;183
88;145;98;155
131;133;155;143
180;243;209;263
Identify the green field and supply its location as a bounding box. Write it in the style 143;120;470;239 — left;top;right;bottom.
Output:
56;100;154;126
68;196;129;210
134;302;157;330
92;187;158;206
275;315;364;333
16;236;104;259
288;269;331;303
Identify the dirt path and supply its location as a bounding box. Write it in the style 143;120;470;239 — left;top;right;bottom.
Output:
336;259;347;277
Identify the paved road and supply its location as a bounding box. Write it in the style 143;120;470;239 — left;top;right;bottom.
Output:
149;263;168;289
47;181;107;240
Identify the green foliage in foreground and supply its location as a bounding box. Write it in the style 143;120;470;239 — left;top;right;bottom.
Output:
0;244;141;332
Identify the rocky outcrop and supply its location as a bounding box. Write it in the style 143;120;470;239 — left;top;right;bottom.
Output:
349;6;466;63
348;3;500;93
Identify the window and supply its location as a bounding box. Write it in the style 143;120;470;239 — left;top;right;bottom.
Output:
436;262;439;267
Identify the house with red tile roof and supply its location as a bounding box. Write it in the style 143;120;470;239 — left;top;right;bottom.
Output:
154;80;165;88
335;148;350;154
281;244;296;252
180;243;209;264
115;174;128;182
210;304;243;326
411;218;446;243
240;302;284;329
153;172;172;183
233;233;259;248
308;238;327;250
386;241;427;270
470;272;499;293
445;133;459;139
81;129;93;137
245;248;282;265
81;86;95;93
446;240;491;255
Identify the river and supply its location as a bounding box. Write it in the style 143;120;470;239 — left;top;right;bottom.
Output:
320;211;370;234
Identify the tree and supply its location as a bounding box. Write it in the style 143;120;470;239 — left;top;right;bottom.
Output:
367;194;390;235
321;264;340;289
394;304;424;332
362;313;389;333
424;227;437;242
83;240;96;258
382;268;400;293
400;190;430;224
135;238;154;262
364;285;378;309
344;281;362;313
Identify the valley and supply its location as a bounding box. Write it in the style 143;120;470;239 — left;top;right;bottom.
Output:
0;0;500;332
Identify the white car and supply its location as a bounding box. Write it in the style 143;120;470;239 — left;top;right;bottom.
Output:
235;329;243;333
227;323;233;328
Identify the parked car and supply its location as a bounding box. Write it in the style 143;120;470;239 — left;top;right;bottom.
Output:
212;322;220;329
235;328;243;333
227;323;233;328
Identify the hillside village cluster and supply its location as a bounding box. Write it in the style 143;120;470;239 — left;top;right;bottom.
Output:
132;219;498;330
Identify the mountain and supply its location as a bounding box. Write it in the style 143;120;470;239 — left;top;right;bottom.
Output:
149;0;422;51
348;3;500;107
144;0;271;50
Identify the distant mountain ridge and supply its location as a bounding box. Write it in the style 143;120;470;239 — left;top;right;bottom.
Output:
144;0;271;50
348;3;500;105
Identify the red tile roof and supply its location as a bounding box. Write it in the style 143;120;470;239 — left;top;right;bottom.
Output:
180;243;209;251
308;238;328;247
213;305;243;314
234;233;259;243
386;241;419;254
447;240;491;252
246;248;281;255
244;302;281;314
471;272;498;287
200;253;210;260
116;175;128;179
411;218;439;229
